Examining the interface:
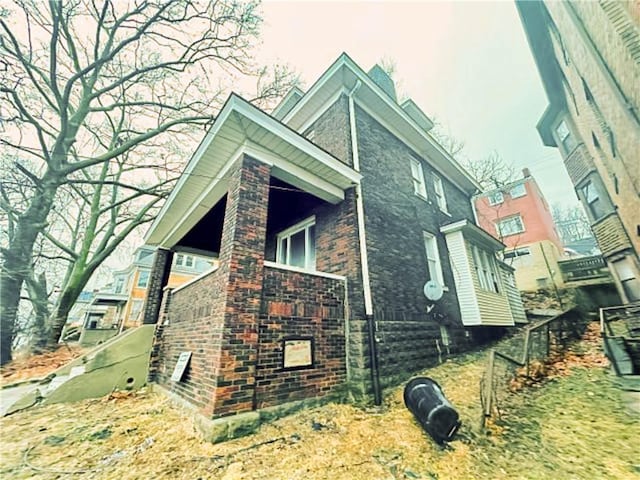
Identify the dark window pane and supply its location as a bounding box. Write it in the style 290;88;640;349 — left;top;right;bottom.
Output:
289;230;306;268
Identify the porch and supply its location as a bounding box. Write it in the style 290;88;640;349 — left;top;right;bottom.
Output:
141;94;359;419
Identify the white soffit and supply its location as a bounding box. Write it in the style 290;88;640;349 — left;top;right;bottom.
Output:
440;219;505;251
283;53;481;194
145;94;360;248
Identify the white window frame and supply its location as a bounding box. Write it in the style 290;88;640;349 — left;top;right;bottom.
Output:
472;245;500;293
129;299;144;322
432;174;448;213
276;216;316;271
509;183;527;199
410;158;427;199
487;191;504;206
137;270;150;288
496;215;525;238
423;231;445;287
555;120;577;154
175;253;195;268
503;247;531;260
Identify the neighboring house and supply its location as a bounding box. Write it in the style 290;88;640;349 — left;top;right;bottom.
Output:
112;246;214;329
474;168;565;291
141;54;526;421
77;246;213;346
517;1;640;303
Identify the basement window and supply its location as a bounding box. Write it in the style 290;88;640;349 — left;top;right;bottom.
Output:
276;217;316;270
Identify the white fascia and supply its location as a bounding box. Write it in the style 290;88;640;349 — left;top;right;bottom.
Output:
282;54;481;193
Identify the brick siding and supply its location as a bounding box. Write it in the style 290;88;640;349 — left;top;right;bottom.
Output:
256;266;346;408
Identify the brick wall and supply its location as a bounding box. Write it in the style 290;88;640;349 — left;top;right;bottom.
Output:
256;266;346;408
355;106;473;318
142;248;172;324
149;155;271;418
149;268;227;410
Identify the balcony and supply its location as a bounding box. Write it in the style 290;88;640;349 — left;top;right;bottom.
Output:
558;255;612;286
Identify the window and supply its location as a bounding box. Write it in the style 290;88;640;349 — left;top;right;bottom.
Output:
509;183;526;199
277;217;316;270
503;248;531;260
432;174;448;213
612;258;640;302
410;158;427;199
472;246;500;293
496;215;525;237
555;120;577;154
137;249;153;261
423;232;444;286
503;247;532;266
129;299;144;322
175;254;195;268
114;276;125;294
581;181;606;220
487;191;504;206
137;270;150;288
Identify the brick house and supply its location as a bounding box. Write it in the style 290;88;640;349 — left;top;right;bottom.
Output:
517;1;640;303
141;54;526;421
474;168;565;291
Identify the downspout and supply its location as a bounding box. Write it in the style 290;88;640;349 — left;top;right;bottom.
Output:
348;80;382;405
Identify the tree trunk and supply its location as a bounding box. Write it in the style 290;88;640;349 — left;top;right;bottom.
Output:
0;174;60;364
26;272;50;353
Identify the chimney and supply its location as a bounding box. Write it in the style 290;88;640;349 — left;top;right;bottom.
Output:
522;168;531;178
367;64;397;102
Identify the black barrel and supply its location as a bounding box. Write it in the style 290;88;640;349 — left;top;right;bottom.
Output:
403;377;461;444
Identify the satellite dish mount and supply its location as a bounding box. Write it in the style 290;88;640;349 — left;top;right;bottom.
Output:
423;280;444;313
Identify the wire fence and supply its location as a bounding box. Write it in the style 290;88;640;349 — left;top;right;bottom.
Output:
479;308;588;429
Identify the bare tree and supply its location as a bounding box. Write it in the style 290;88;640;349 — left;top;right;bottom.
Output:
551;203;593;244
0;0;297;363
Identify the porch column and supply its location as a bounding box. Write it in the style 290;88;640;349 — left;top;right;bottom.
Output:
211;154;270;417
142;248;173;324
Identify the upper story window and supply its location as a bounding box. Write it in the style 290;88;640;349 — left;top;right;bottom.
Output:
472;246;500;293
175;253;195;268
137;270;150;288
555;120;577;155
432;174;448;213
410;158;427;199
114;276;126;294
509;183;526;199
581;180;607;220
496;215;525;238
277;217;316;270
487;191;504;206
423;231;445;287
137;249;153;262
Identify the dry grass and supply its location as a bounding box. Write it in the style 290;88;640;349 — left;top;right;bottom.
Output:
1;322;638;479
1;345;87;386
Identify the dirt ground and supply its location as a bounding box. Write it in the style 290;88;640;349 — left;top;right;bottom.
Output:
1;345;87;386
1;322;638;480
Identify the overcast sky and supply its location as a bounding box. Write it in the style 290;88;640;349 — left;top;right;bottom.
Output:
256;0;580;209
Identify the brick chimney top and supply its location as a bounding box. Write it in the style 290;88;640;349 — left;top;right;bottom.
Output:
522;168;531;178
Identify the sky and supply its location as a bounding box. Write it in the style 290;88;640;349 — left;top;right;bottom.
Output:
255;0;580;209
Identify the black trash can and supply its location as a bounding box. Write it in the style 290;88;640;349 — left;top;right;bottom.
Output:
403;377;461;444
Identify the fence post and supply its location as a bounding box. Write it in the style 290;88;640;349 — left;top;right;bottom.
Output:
483;350;495;420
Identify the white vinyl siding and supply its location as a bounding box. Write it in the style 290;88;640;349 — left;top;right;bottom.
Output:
423;232;444;287
443;228;514;327
443;230;481;326
410;158;427;199
499;264;527;324
432;174;448;213
276;217;316;270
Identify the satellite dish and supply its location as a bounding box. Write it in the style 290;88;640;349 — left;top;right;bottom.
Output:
423;280;444;302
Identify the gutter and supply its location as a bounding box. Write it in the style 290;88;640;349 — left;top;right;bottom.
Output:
348;80;382;406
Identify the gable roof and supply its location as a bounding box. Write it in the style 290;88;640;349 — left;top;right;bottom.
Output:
145;93;361;248
281;53;481;194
